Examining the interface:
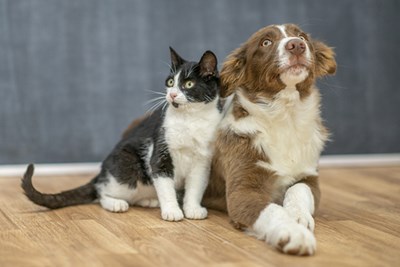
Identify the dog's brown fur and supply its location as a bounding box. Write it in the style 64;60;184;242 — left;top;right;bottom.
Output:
203;24;336;230
121;24;335;238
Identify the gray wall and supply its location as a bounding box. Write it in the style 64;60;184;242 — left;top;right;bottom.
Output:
1;0;399;164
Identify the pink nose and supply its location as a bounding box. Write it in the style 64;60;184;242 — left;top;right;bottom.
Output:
285;39;306;56
169;92;177;100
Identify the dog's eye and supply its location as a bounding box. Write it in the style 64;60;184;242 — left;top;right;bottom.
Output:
261;39;272;47
166;78;174;87
299;34;307;41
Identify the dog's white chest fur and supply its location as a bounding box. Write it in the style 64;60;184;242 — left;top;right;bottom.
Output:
223;88;326;182
163;102;221;187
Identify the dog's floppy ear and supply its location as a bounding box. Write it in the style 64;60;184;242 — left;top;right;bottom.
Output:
220;46;247;97
312;40;337;77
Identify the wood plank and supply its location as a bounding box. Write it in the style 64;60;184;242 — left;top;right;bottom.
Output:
0;166;399;266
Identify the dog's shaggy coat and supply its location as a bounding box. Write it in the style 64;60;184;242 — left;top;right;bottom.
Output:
203;24;336;256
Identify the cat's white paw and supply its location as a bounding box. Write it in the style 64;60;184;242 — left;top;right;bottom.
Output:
286;209;315;232
161;206;184;221
100;197;129;213
136;198;160;208
267;222;316;256
184;206;208;220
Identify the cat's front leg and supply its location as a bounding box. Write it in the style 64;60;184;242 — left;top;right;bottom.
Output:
183;163;209;220
152;176;184;221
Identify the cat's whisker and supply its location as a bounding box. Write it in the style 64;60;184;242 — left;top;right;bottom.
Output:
161;101;169;111
145;96;166;105
145;89;166;96
147;99;166;113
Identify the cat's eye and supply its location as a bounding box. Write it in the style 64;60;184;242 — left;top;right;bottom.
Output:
166;78;174;87
262;39;272;47
184;81;195;89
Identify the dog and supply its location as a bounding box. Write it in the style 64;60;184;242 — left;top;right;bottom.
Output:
203;24;336;256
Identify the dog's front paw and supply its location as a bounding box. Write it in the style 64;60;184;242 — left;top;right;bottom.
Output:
267;222;316;256
286;208;315;232
183;205;208;220
161;206;184;221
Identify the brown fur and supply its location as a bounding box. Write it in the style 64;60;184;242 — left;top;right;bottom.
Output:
220;24;336;100
122;113;151;138
204;24;336;229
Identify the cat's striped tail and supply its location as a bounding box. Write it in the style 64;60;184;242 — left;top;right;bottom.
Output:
21;164;98;209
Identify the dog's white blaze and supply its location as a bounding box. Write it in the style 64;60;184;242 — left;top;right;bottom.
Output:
276;25;288;38
275;24;312;88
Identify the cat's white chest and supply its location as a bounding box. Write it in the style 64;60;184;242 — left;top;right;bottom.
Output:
163;104;221;184
164;106;220;154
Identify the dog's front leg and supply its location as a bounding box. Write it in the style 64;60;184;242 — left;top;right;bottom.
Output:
283;176;320;232
225;171;316;255
252;202;316;255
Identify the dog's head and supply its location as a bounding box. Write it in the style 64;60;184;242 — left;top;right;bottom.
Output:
220;24;336;98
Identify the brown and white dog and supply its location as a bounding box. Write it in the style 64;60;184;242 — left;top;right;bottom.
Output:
203;24;336;255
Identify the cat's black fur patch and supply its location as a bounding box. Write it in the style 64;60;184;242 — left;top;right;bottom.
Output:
21;48;220;210
166;48;220;106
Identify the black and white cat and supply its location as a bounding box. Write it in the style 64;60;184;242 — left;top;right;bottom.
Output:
21;48;222;221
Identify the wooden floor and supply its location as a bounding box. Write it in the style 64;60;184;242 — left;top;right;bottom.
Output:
0;166;399;267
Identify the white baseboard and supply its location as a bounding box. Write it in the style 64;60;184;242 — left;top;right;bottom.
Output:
319;153;400;167
0;162;101;177
0;154;399;177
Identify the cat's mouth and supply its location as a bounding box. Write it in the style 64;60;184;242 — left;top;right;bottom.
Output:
171;102;180;108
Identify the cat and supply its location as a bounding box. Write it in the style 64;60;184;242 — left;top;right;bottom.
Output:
21;48;222;221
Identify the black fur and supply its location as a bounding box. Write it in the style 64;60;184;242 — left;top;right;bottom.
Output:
21;48;220;210
21;164;98;209
167;48;220;106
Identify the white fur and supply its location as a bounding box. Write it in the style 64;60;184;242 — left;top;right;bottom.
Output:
284;183;315;231
97;173;158;212
251;203;316;255
222;88;325;187
276;25;288;38
166;71;188;105
153;176;184;221
144;142;154;174
162;98;222;220
183;163;209;219
220;25;326;254
276;25;312;87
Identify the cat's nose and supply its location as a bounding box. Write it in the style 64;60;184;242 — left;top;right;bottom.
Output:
169;92;177;100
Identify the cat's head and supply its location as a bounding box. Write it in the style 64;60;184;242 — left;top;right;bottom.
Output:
165;48;219;109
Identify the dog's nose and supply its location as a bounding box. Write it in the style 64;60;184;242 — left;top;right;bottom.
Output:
169;92;177;100
285;39;306;56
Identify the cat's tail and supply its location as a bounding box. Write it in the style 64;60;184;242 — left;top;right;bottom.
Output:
21;164;98;209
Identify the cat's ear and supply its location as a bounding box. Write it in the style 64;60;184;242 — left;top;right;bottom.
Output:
199;51;218;78
169;47;186;71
